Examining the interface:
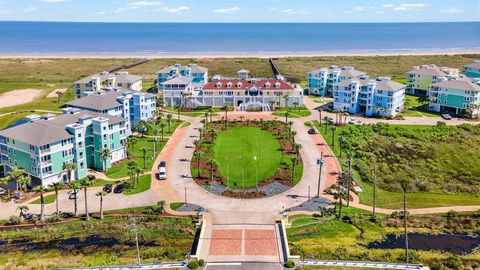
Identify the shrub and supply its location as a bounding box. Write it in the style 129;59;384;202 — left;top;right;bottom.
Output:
5;216;21;225
284;260;295;268
187;260;199;269
341;215;352;224
198;259;205;266
87;174;96;180
45;214;61;223
444;256;463;270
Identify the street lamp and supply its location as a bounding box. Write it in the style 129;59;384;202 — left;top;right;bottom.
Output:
152;134;157;159
316;152;325;197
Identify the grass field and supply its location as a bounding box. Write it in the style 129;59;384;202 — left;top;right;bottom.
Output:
213;126;283;188
0;216;195;269
106;136;165;179
272;106;312;118
123;174;151;195
31;194;57;204
313;121;480;209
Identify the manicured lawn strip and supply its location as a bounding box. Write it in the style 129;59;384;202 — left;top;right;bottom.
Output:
0;112;32;130
106;136;165;179
163;107;222;118
31;194;57;204
91;179;119;187
170;202;184;210
123;174;151;195
313;121;480;209
272;106;312;118
213;126;283;188
400;95;442;118
146;119;183;137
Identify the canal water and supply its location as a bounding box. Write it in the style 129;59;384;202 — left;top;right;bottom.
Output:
367;233;480;255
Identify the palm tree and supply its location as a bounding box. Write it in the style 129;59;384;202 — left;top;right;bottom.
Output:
198;127;203;140
79;178;94;220
288;121;294;132
33;185;49;221
268;100;275;111
417;96;430;111
207;159;216;181
127;136;138;158
323;116;329;133
50;182;64;216
156;111;164;124
208;108;213;122
135;120;149;137
174;105;181;121
166;113;173;132
209;129;217;143
293;101;299;111
204;112;209;124
283;94;290;111
285;111;289;123
69;182;81;216
140;147;148;169
221;105;231;129
63;163;77;183
3;167;26;192
331;126;337;147
96;191;107;220
56;91;63;102
193;151;203;178
159;122;167;142
294;143;302;162
18;175;30;194
100;148;112;172
291;157;297;181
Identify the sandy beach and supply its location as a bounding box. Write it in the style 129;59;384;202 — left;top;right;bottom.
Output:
0;50;479;59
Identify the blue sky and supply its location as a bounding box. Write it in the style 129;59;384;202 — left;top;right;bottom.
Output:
0;0;478;22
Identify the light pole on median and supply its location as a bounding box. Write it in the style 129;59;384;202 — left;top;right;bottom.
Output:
316;152;325;198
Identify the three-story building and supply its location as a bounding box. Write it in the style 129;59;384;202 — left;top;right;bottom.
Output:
157;64;208;88
464;60;480;78
405;65;459;96
307;66;366;96
73;71;142;98
429;76;480;117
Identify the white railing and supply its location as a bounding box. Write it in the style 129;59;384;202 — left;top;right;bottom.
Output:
50;262;186;270
300;260;428;270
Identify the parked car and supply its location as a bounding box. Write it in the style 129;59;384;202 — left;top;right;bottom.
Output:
307;128;316;134
114;183;124;194
103;183;113;193
327;117;334;124
158;161;167;180
442;114;452;120
69;189;80;200
348;118;356;124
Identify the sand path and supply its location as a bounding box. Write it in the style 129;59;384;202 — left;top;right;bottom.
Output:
0;89;42;109
46;88;68;98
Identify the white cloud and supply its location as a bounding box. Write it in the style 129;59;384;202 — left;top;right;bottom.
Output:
353;6;375;12
115;7;127;13
0;8;8;15
23;6;38;13
97;11;106;15
392;3;427;11
155;5;190;14
382;4;394;8
212;7;241;14
41;0;67;2
128;1;162;8
280;9;310;15
441;8;463;14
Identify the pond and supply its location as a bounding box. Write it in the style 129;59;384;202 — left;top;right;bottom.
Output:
367;232;480;255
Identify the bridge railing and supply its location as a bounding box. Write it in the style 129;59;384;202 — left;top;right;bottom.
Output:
300;260;429;270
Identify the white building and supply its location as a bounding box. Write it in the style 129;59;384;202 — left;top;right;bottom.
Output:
73;71;142;98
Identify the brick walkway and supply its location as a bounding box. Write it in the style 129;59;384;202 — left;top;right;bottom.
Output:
209;229;243;256
245;229;278;256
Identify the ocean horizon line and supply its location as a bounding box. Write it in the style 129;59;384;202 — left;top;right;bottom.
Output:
1;20;479;24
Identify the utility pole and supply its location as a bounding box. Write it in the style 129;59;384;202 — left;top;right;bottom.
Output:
184;186;187;204
346;155;352;207
372;165;377;219
316;152;324;197
318;108;322;126
404;189;409;266
131;215;141;265
308;185;310;201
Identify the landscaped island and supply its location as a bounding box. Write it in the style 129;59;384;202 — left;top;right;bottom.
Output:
191;120;303;198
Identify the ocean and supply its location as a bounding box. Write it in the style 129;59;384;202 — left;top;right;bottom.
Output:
0;21;479;55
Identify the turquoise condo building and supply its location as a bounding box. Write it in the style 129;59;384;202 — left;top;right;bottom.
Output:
0;109;127;187
157;64;208;88
429;76;480;117
307;66;366;96
464;60;480;78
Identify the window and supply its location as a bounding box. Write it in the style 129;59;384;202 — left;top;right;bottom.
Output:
78;133;82;138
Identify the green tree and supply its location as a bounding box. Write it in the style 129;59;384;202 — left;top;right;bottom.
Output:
140;147;149;169
159;122;167;142
208;108;213;122
291;157;297;181
3;167;26;192
49;182;64;216
416;96;430;111
209;129;217;143
127;136;138;158
62;162;77;183
17;175;30;194
221;105;232;129
33;185;49;221
207;159;216;181
331;126;337;147
174;105;181;121
96;191;107;220
69;181;81;216
294;143;302;162
193;151;203;178
100;148;112;172
79;177;94;220
166;113;173;132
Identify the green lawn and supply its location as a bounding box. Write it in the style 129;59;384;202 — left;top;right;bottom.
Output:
106;136;165;179
213;126;283;188
145;119;183;137
31;194;57;204
400;95;441;118
272;106;312;118
170;202;184;210
0;112;33;130
123;174;151;195
163;107;222;118
313;121;480;209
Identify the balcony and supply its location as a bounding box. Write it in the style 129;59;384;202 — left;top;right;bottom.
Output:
40;148;51;155
41;159;52;167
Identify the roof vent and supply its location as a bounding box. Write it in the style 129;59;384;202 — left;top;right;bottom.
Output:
41;113;56;120
26;114;41;122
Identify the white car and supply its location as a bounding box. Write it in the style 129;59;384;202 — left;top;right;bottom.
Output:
158;161;167;180
348;118;356;124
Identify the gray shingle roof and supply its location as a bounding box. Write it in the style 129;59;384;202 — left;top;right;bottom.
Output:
308;66;365;78
158;64;208;74
161;77;194;85
0;111;125;146
432;77;480;92
407;67;447;76
66;90;154;111
336;78;405;92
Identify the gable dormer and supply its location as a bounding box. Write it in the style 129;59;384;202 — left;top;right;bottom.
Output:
226;82;233;88
236;82;243;88
274;82;281;88
215;82;222;88
265;82;271;88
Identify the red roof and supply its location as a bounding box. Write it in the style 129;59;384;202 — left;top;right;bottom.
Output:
203;79;295;91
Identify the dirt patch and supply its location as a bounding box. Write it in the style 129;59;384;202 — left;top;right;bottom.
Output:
0;89;43;109
47;88;68;98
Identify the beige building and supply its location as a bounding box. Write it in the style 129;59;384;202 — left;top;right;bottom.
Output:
73;71;142;98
